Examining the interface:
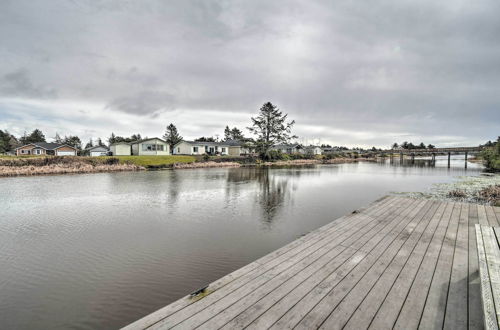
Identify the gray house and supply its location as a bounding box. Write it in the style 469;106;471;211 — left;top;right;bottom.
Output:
87;145;109;157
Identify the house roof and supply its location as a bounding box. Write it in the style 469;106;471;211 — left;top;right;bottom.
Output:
131;137;166;144
87;145;109;151
16;142;77;150
176;140;229;146
110;142;131;146
224;139;245;146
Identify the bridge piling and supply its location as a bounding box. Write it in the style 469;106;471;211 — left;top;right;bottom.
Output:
448;152;451;168
465;151;468;169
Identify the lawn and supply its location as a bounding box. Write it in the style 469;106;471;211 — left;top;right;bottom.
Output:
101;155;196;167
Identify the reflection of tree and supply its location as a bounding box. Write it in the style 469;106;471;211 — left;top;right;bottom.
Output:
226;167;313;227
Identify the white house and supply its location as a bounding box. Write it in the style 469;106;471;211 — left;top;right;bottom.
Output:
131;138;170;156
304;146;323;155
173;141;229;155
271;144;304;154
87;145;109;157
110;142;131;156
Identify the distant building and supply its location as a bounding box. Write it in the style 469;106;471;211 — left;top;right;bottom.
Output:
224;140;254;156
272;144;303;154
87;145;109;157
15;143;77;156
110;142;131;156
131;138;170;156
304;146;323;155
173;141;229;155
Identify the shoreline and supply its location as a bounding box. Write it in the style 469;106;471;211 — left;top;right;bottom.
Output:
0;157;370;177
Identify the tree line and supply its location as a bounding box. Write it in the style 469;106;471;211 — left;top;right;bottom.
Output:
392;142;435;150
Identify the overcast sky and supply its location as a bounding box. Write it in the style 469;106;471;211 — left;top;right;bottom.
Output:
1;0;499;147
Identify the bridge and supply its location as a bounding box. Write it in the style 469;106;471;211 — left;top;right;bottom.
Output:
381;146;483;168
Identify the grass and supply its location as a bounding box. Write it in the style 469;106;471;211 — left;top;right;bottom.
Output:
99;155;196;167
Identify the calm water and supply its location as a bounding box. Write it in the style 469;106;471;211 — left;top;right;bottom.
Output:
0;156;482;329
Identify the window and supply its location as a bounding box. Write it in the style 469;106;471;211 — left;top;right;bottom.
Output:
35;149;42;155
193;146;198;153
21;149;27;154
142;143;164;151
177;147;180;153
221;147;226;153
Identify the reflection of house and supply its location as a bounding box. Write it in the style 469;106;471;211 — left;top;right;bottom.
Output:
16;143;77;156
225;140;254;156
110;142;131;156
131;138;170;155
87;145;109;157
173;141;229;155
272;144;303;154
304;146;323;155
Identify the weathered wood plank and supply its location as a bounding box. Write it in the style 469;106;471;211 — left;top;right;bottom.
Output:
481;226;500;327
485;206;500;227
418;202;462;329
467;204;484;330
479;205;490;226
289;201;437;330
266;200;432;330
386;202;455;329
321;202;444;330
476;225;499;330
444;203;470;329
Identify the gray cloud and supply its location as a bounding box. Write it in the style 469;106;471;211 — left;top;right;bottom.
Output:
0;0;499;146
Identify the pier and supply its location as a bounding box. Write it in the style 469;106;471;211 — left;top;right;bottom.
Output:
384;147;483;168
124;196;499;330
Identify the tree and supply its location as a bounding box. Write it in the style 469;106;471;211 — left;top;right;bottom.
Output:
108;133;117;145
21;129;46;144
392;143;399;149
418;142;426;149
163;123;183;153
427;144;435;149
84;138;94;149
97;138;104;146
195;136;216;142
224;126;232;141
53;132;63;143
130;134;142;142
248;102;297;159
0;130;18;153
62;135;82;150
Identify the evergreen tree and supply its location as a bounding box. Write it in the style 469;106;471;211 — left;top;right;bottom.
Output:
163;123;183;154
97;138;104;146
53;132;63;144
418;142;426;149
224;126;232;141
84;138;94;149
392;142;399;149
62;135;82;150
427;144;435;149
22;129;46;144
248;102;296;159
108;133;117;145
195;136;216;142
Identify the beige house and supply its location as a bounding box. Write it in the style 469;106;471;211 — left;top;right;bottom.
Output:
131;138;169;156
225;140;254;156
110;142;131;156
173;141;229;155
15;143;77;156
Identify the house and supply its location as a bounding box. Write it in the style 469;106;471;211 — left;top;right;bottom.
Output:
173;141;229;155
110;142;131;156
272;144;303;154
131;138;170;155
224;140;254;156
304;146;323;155
15;142;78;156
87;145;109;157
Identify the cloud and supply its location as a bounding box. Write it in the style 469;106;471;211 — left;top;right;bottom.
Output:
0;0;499;147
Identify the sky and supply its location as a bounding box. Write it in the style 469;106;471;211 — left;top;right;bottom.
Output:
1;0;499;148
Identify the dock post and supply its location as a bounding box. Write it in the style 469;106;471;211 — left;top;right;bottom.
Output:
465;152;468;169
400;152;403;163
411;153;415;163
432;153;435;162
448;152;451;168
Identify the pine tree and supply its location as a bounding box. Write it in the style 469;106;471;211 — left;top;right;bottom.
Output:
97;138;104;146
108;133;117;145
84;138;94;149
224;126;231;141
54;132;63;143
248;102;296;159
163;123;183;154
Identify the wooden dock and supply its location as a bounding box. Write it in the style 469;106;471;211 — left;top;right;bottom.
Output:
124;197;500;330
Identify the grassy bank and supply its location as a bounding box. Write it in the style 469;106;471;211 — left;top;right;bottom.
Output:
99;155;196;167
0;156;143;177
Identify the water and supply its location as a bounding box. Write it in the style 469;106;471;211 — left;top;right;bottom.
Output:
0;156;482;329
